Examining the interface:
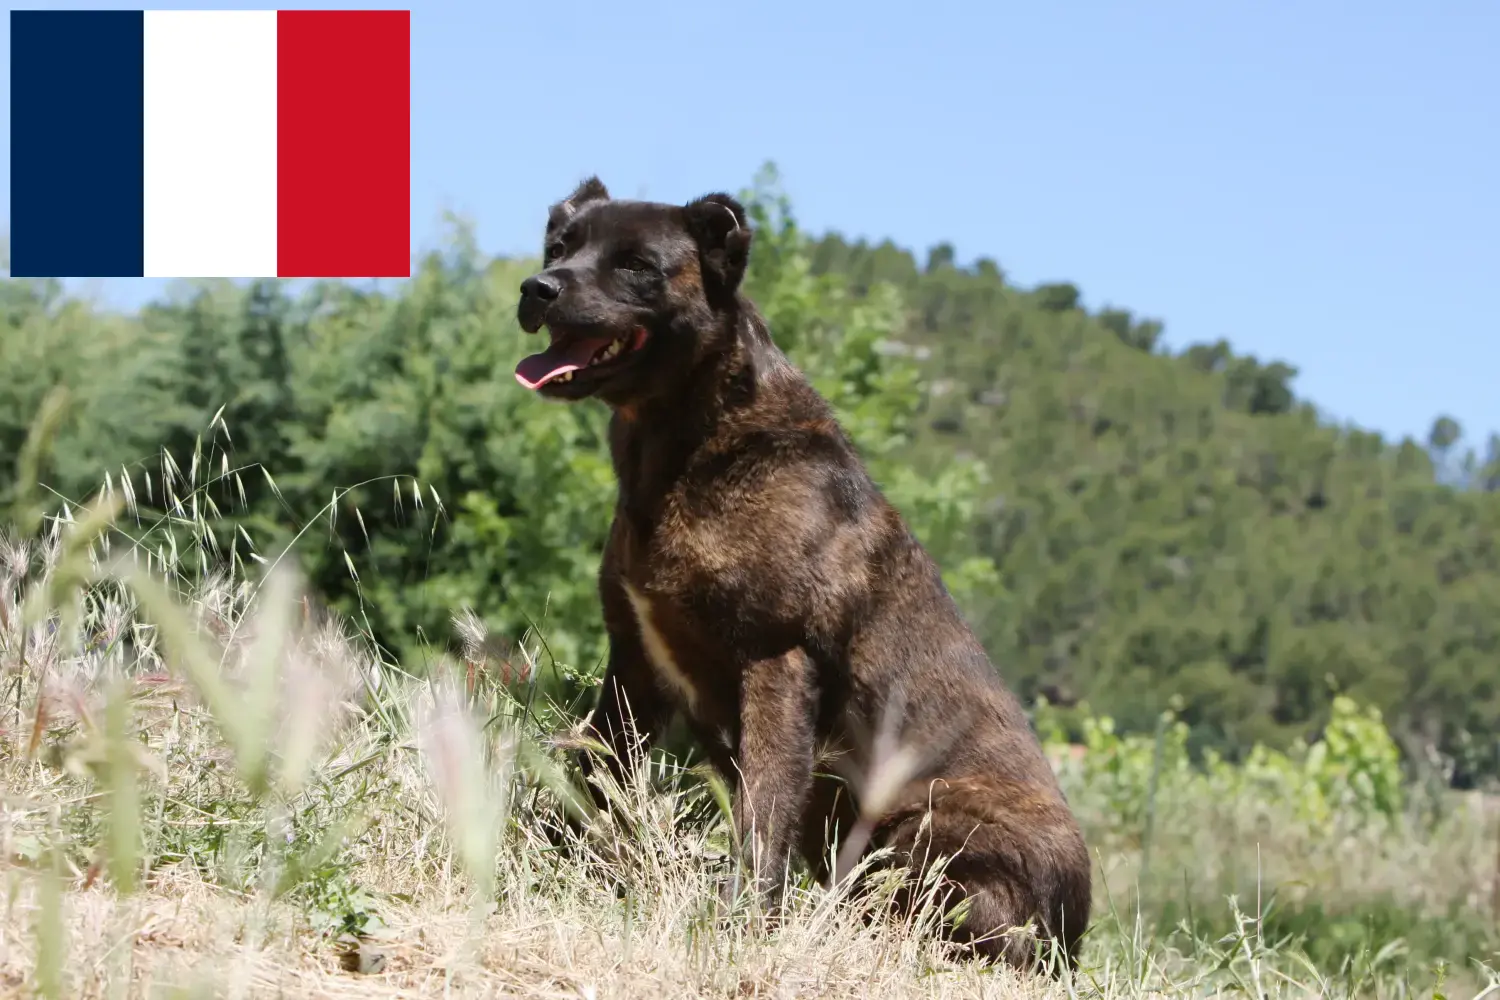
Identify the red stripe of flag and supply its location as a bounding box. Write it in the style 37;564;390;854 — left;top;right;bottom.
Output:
276;10;409;278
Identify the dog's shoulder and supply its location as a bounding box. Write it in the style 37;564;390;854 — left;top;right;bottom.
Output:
693;366;874;514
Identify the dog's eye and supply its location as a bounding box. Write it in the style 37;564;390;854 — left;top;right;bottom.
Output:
617;254;653;273
544;241;565;263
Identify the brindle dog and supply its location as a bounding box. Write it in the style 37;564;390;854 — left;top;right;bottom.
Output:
514;177;1091;972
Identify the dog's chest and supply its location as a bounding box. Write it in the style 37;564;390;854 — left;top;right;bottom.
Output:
620;581;702;712
612;514;744;722
608;431;768;718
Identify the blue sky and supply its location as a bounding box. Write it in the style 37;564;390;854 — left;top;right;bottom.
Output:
3;0;1496;448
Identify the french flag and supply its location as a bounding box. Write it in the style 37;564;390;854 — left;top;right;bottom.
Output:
9;9;410;279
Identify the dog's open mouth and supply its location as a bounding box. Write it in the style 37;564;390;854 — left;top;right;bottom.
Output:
514;326;649;391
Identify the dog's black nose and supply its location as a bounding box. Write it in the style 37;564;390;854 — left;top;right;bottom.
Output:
520;273;562;301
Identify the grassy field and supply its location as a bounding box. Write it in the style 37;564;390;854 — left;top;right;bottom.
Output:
2;454;1499;998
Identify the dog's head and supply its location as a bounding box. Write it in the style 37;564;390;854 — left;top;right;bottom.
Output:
514;177;753;406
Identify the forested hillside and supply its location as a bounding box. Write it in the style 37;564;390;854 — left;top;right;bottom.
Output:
3;164;1498;782
808;219;1500;783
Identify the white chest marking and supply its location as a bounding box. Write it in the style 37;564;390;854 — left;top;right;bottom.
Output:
622;583;698;710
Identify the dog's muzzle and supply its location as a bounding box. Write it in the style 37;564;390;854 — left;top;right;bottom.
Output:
517;272;562;333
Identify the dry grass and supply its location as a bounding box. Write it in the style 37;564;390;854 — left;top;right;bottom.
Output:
0;505;1071;999
0;538;1074;998
0;867;1077;998
1;448;1498;998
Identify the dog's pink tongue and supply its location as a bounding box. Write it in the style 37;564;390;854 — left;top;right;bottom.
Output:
515;336;612;389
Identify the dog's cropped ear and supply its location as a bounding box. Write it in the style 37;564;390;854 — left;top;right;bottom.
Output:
683;193;753;302
547;176;610;234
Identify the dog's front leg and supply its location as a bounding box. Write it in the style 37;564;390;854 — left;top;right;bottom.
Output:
726;648;819;911
580;627;670;812
571;566;673;826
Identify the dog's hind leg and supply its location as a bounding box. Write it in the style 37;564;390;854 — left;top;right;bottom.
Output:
868;776;1092;975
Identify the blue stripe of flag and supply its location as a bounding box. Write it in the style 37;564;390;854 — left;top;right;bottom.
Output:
10;11;146;278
